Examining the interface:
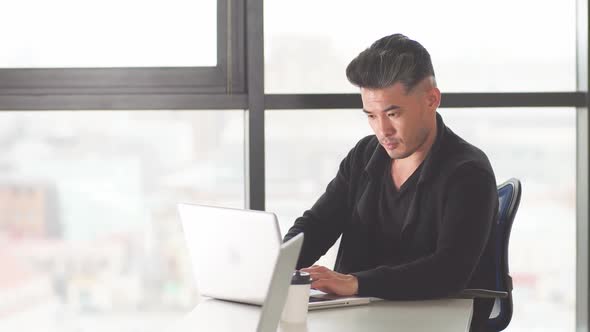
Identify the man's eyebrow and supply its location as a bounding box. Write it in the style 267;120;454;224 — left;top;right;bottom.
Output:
362;105;401;114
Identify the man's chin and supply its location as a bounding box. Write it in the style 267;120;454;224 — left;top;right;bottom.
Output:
386;150;411;160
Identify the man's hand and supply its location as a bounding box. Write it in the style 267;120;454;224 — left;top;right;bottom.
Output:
300;265;359;296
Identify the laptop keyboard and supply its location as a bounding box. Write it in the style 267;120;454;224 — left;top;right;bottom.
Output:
309;296;332;303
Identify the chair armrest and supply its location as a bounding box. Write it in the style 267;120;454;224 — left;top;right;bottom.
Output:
449;288;509;299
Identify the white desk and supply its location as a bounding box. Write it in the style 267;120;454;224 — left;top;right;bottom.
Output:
169;298;474;332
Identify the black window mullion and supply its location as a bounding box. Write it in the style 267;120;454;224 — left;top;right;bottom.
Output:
245;0;265;211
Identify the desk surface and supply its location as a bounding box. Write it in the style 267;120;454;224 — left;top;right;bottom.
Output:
169;298;473;332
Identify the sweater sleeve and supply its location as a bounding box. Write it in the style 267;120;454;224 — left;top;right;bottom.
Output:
351;164;498;300
282;140;364;269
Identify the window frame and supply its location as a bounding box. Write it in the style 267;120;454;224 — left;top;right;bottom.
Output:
0;0;246;110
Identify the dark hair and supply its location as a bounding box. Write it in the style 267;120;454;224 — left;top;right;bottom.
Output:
346;34;435;92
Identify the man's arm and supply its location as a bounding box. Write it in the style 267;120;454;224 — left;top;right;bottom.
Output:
282;144;360;269
349;164;497;300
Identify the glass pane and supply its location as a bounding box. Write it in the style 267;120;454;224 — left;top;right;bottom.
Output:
2;0;216;68
265;0;576;93
266;108;575;331
439;108;575;331
265;110;372;267
0;110;244;332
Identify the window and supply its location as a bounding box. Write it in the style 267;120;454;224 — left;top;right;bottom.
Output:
0;110;244;331
1;0;217;68
266;108;576;330
265;0;576;93
0;0;245;111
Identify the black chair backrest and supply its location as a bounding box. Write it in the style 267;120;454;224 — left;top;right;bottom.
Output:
487;178;522;331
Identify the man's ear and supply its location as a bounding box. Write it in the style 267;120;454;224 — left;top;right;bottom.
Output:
426;87;441;111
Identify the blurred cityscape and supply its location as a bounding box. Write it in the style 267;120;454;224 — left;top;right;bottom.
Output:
266;108;576;332
0;108;576;332
0;111;244;332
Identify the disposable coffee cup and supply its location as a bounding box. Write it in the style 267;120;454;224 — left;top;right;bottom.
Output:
281;270;311;323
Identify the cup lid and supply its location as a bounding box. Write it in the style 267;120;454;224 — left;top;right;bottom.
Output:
291;270;311;285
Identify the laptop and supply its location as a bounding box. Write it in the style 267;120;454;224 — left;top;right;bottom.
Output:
177;203;373;310
171;231;304;332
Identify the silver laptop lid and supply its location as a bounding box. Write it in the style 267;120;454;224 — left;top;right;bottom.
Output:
178;203;282;305
258;233;304;332
171;234;304;332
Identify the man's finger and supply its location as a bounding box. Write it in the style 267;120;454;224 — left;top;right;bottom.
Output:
308;272;328;281
303;265;329;271
311;279;331;292
301;265;319;270
308;268;336;279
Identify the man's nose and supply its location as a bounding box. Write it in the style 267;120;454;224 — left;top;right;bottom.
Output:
377;116;395;136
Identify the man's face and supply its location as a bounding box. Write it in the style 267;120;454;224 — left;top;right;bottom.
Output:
360;80;439;159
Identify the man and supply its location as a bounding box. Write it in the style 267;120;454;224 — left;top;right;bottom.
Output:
283;34;499;331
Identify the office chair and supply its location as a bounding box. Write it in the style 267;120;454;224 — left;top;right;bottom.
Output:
486;178;522;331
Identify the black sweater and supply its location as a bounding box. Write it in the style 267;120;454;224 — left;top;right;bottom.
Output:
283;113;498;306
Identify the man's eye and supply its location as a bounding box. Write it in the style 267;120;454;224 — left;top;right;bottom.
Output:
387;112;398;118
367;114;376;119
